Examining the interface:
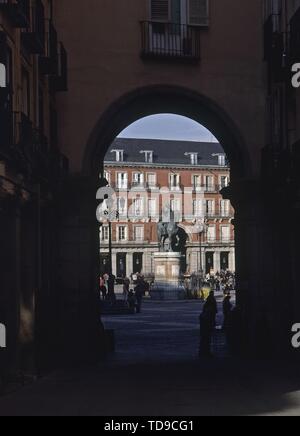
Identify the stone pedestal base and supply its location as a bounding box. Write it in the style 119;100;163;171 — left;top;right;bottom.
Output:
151;253;185;301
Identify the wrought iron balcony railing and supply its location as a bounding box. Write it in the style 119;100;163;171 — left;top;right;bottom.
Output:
141;21;201;63
39;20;59;75
21;0;45;54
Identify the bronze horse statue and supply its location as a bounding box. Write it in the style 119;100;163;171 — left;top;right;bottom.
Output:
157;221;180;253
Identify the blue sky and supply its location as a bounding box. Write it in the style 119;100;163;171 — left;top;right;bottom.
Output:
118;114;218;143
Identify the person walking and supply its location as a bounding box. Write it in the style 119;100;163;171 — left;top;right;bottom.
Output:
108;273;116;305
134;279;145;314
199;291;218;357
223;294;232;332
123;278;130;303
99;275;108;300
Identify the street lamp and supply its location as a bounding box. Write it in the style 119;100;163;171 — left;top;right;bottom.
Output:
196;221;207;286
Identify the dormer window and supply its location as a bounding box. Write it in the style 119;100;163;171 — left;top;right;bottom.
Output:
185;152;198;165
141;150;153;163
111;149;124;162
212;153;226;166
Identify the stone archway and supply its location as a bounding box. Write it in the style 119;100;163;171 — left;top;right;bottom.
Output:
57;85;284;363
83;85;252;181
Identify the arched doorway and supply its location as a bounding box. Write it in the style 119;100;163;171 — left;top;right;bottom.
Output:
84;87;250;355
58;85;275;365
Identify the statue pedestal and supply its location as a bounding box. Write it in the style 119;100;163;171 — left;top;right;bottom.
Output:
151;253;185;301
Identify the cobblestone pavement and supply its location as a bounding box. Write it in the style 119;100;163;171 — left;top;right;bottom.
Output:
0;298;300;416
102;297;227;364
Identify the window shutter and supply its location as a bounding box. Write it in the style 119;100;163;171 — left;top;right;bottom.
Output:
189;0;209;26
151;0;170;22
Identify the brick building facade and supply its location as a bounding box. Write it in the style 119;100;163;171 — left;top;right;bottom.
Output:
0;0;68;373
100;138;235;279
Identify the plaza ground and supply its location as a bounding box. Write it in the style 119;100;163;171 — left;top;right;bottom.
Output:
0;299;300;416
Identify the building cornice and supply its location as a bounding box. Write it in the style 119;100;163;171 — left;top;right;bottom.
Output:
104;162;230;171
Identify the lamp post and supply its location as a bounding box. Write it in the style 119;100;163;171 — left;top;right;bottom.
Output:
197;221;207;287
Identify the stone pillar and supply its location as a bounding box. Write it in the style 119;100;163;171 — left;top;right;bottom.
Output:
57;175;106;365
112;252;117;276
224;180;294;357
214;250;221;273
0;196;21;375
127;252;133;277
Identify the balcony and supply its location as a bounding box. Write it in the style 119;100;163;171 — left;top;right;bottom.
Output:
0;0;30;28
21;0;45;55
193;184;227;193
141;21;201;63
39;20;58;76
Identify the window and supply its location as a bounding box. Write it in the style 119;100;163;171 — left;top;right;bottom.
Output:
148;198;157;217
118;226;127;241
188;0;209;26
193;200;203;217
171;199;181;214
151;0;170;22
150;0;209;26
170;174;180;189
191;153;198;165
218;155;226;166
111;149;124;162
104;171;111;185
220;176;229;189
205;176;214;192
134;197;144;217
117;172;128;189
193;175;202;189
206;200;215;217
147;173;157;187
100;225;109;242
220;200;230;217
221;226;230;242
117;197;127;216
185;152;198;165
207;225;216;242
141;151;154;163
133;172;144;186
134;226;144;242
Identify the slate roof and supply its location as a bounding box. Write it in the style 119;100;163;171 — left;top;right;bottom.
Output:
105;138;227;167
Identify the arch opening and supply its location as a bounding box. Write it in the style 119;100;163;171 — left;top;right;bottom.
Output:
95;105;237;363
83;85;251;181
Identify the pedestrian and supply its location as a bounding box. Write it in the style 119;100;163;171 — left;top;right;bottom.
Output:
199;305;216;358
108;273;116;305
100;275;108;300
123;278;130;303
199;291;218;357
204;291;218;323
128;289;136;312
223;294;232;331
135;279;145;314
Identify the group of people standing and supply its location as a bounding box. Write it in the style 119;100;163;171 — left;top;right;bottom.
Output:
211;270;235;295
122;277;148;314
100;273;149;314
99;273;117;303
199;291;236;357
